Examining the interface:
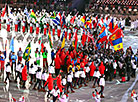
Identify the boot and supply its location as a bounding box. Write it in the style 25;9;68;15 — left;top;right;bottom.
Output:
84;84;88;87
100;95;104;98
29;81;33;84
67;90;69;93
79;85;82;88
92;85;95;88
33;87;37;90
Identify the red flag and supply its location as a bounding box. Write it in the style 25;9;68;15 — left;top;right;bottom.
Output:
109;28;123;46
1;5;6;17
70;12;78;24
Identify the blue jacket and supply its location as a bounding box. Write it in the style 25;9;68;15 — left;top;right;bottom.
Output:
11;55;17;62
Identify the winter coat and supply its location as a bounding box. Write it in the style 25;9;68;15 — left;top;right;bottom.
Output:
99;77;105;86
89;62;96;76
61;52;66;65
22;65;28;81
55;55;61;69
99;62;105;75
44;75;56;90
57;76;64;92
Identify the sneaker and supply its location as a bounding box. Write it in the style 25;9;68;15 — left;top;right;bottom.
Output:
74;87;77;89
71;90;75;93
67;90;69;93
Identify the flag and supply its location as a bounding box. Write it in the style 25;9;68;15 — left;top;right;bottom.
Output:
10;38;14;52
52;14;60;25
40;14;46;21
1;5;6;17
38;37;44;53
24;7;29;18
108;18;114;32
109;28;123;45
48;28;53;48
61;12;66;26
50;11;56;19
80;16;86;24
23;43;31;60
61;31;65;49
70;12;78;24
30;10;37;21
112;37;123;51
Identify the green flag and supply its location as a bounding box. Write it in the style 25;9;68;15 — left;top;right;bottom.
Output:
23;42;31;60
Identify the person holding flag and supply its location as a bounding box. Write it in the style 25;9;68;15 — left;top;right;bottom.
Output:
23;42;31;71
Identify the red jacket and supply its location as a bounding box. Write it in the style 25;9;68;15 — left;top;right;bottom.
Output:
22;65;28;81
60;52;66;65
89;62;96;76
57;75;64;92
66;55;71;67
55;55;61;69
44;75;56;90
99;62;105;75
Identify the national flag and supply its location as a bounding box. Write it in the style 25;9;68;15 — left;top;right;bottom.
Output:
1;5;6;17
92;20;97;29
50;11;56;19
98;26;107;43
23;43;31;60
38;37;44;53
70;12;79;24
109;28;124;45
80;16;86;24
85;19;92;29
24;7;29;18
52;13;61;25
8;5;12;18
112;37;123;51
61;12;66;26
108;18;114;32
40;14;46;21
61;31;65;49
48;28;53;48
30;10;37;21
10;38;14;52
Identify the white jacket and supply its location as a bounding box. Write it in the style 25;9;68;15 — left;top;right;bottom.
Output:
93;71;101;78
75;71;79;78
41;73;49;81
81;71;86;78
5;65;11;73
29;67;36;74
16;64;21;72
67;74;72;82
62;78;67;86
36;71;42;79
48;66;55;74
99;77;105;86
131;60;137;69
